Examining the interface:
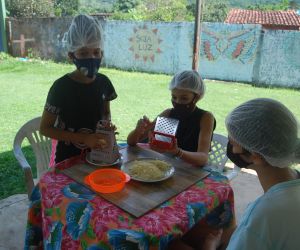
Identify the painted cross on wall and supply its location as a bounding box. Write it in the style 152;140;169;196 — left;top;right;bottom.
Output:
12;34;35;57
128;25;163;62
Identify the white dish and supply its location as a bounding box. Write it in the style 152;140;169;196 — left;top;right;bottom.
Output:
121;158;175;183
86;152;121;167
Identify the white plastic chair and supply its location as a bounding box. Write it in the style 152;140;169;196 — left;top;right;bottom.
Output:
13;117;51;198
207;133;240;180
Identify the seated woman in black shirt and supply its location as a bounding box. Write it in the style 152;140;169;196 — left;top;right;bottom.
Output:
127;70;215;166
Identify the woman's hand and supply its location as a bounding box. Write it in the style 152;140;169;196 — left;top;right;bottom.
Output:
149;133;179;156
83;133;108;149
127;115;153;146
135;115;152;135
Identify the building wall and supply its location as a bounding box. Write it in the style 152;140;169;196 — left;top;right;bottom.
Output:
103;21;190;74
103;21;261;82
258;30;300;87
199;23;261;82
7;17;72;61
6;18;300;88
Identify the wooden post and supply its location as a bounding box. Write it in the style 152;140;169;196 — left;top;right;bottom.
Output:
0;0;7;52
192;0;203;70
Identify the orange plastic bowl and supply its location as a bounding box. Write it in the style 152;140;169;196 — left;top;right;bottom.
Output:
84;169;130;193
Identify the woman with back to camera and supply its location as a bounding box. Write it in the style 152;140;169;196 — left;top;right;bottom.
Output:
202;98;300;250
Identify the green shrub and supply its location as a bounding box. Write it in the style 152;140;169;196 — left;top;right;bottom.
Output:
111;0;194;22
54;0;79;17
246;0;290;11
113;0;141;13
5;0;54;17
0;52;13;61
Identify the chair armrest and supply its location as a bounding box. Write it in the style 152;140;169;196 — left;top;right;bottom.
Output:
13;144;34;198
14;145;30;168
24;168;34;199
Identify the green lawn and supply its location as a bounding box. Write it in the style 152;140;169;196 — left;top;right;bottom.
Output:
1;54;300;199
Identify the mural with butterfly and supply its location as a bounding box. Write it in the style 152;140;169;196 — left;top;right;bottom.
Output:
200;24;261;64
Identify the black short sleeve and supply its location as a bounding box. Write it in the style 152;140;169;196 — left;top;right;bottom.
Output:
44;79;63;115
99;74;117;101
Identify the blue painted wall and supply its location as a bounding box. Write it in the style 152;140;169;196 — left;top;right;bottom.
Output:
103;21;299;87
103;21;262;84
199;23;261;82
103;21;186;74
7;18;300;88
258;30;300;87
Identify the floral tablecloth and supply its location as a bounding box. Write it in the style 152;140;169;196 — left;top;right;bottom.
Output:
24;160;234;250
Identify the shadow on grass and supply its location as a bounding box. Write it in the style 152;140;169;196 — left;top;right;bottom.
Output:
0;146;37;200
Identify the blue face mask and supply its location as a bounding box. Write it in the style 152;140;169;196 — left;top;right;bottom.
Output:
73;57;101;78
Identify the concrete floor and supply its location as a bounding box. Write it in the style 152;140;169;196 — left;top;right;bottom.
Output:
230;169;263;223
0;170;263;250
0;194;29;250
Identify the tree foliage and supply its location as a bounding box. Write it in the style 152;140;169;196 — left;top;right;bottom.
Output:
111;0;230;22
188;0;230;22
140;0;194;22
79;0;114;14
112;0;194;22
54;0;79;17
246;0;291;11
113;0;141;13
5;0;80;17
5;0;54;17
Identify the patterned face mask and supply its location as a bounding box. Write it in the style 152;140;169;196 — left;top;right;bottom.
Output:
73;56;101;78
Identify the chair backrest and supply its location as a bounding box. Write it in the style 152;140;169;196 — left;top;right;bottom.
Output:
208;133;228;172
13;117;51;197
207;133;240;180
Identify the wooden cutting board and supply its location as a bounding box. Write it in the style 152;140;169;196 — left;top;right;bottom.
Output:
61;145;209;217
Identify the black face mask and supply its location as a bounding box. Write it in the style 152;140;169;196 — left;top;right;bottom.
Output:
226;142;252;168
171;99;196;119
72;54;101;78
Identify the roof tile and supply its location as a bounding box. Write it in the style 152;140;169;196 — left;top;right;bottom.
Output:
225;9;300;27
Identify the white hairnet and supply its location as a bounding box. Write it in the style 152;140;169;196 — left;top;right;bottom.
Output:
169;70;205;96
226;98;300;168
63;14;103;52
